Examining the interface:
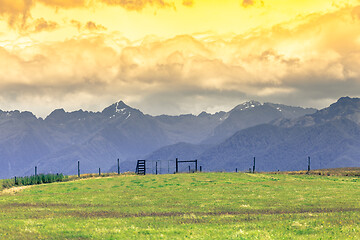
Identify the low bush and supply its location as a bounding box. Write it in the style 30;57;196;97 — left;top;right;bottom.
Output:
1;172;135;190
2;174;67;189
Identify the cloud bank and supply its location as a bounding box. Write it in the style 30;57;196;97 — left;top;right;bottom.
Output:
0;5;360;116
99;0;175;11
0;0;179;28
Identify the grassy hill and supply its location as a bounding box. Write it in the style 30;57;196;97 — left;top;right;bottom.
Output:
0;172;359;239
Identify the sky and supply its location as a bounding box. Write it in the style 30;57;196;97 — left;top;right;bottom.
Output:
0;0;360;117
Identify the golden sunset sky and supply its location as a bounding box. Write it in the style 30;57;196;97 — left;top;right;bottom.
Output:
1;0;360;116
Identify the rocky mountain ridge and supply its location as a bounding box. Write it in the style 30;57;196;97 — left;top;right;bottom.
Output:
0;98;320;178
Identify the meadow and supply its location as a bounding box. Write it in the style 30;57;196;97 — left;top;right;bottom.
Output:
0;172;359;239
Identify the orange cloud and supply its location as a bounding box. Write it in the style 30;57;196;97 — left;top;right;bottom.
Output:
0;0;177;28
70;20;107;32
99;0;175;11
241;0;254;7
85;21;107;31
241;0;263;8
70;19;82;31
37;0;86;8
352;5;360;19
0;0;33;27
32;17;58;32
182;0;193;7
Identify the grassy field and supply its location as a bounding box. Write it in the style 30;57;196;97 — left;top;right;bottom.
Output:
0;172;359;239
269;167;360;177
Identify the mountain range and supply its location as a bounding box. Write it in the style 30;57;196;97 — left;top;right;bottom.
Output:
2;97;360;178
147;97;360;172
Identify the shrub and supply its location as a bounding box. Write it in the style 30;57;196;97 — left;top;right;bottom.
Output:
1;174;67;189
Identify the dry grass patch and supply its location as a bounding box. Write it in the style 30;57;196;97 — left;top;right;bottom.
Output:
1;185;30;195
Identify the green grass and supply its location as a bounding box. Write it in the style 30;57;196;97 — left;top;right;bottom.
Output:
269;167;360;177
0;172;359;239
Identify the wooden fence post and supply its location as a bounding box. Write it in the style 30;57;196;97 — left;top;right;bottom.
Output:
175;158;178;173
117;158;120;175
78;161;80;178
253;157;256;173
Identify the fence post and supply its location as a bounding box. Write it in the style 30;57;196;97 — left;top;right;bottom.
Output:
14;176;17;185
236;168;238;173
156;161;158;175
308;156;311;172
200;166;202;172
35;166;37;176
99;168;101;176
195;160;198;172
253;157;256;173
175;158;178;173
188;166;191;173
78;161;80;178
117;158;120;174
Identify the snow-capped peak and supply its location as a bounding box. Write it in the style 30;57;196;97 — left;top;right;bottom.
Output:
102;101;130;116
115;101;129;114
233;100;262;111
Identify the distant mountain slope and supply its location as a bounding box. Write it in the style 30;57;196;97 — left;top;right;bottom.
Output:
274;97;360;128
154;111;226;144
31;101;170;176
199;118;360;172
203;101;316;144
147;97;360;173
144;101;316;166
0;111;52;178
145;142;211;161
199;97;360;171
0;99;319;178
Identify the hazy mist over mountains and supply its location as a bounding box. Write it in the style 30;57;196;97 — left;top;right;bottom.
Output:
2;97;360;179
